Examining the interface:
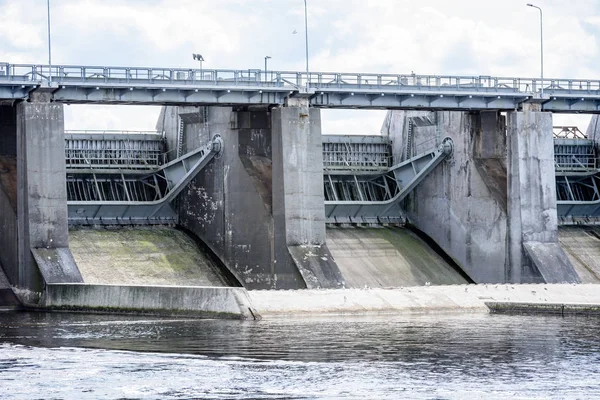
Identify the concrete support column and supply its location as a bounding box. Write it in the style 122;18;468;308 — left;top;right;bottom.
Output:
272;99;344;288
16;95;81;294
272;99;326;245
507;107;579;283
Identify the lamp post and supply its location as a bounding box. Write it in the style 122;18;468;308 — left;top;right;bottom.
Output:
47;0;52;85
192;53;204;79
264;56;271;81
527;3;544;97
303;0;309;89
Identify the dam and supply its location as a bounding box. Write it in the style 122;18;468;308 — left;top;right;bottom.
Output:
1;62;600;316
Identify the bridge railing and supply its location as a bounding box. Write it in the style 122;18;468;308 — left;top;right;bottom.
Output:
3;62;600;95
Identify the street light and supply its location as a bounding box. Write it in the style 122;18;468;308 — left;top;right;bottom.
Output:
303;0;309;89
264;56;271;81
47;0;52;85
192;53;204;79
527;3;544;97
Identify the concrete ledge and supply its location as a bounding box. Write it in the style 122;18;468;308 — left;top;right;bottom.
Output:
248;284;600;317
487;302;600;316
42;284;259;320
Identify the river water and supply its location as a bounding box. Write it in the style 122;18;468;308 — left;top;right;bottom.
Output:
0;311;599;399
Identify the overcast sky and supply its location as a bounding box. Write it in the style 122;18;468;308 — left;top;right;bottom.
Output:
1;0;598;133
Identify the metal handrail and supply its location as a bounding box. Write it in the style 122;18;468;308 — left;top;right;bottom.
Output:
2;62;600;95
65;130;163;136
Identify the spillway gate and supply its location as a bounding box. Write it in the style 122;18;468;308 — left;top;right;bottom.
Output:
65;130;221;225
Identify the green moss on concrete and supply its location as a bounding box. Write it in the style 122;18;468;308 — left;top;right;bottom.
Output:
69;227;228;287
327;226;468;288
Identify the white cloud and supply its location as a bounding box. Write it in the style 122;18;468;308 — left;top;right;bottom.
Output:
1;0;598;133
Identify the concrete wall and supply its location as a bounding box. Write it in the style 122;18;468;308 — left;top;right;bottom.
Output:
161;104;343;289
586;114;600;146
16;96;82;295
507;110;579;283
43;283;257;319
0;105;17;155
0;106;18;286
166;106;305;290
271;103;344;289
385;109;579;284
386;111;509;283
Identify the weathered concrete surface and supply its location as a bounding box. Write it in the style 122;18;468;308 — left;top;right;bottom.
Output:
272;104;344;288
487;302;600;315
473;111;508;212
0;105;18;288
31;248;82;284
69;227;230;287
0;156;18;286
586;114;600;146
164;106;305;289
42;284;257;319
0;265;19;307
288;244;345;289
248;284;600;317
162;105;342;290
17;98;82;291
559;226;600;283
386;111;508;283
0;105;17;156
327;226;468;287
507;110;579;283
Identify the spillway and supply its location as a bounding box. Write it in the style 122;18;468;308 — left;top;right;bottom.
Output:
69;226;234;287
558;226;600;283
327;226;469;288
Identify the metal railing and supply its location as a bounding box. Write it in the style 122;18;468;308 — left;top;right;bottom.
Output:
3;62;600;95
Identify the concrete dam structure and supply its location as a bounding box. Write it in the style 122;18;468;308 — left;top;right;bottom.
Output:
0;62;599;316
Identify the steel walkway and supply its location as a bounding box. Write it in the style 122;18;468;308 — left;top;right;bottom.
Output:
2;62;600;111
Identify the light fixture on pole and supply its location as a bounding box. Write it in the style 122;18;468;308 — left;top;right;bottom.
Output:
264;56;271;81
192;53;204;78
47;0;52;86
303;0;309;89
527;3;544;98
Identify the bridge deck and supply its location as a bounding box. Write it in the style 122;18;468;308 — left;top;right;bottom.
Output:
2;63;600;111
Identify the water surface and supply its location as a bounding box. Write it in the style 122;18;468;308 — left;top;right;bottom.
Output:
1;311;599;399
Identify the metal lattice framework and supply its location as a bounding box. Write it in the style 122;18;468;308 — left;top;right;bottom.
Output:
552;126;600;221
65;130;166;170
68;135;222;225
3;62;600;111
554;138;597;172
322;135;391;172
324;138;453;223
553;126;587;139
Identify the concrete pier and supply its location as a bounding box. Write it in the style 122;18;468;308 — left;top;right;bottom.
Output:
385;109;581;284
1;97;82;303
160;104;343;290
16;95;82;295
271;101;344;289
387;111;509;283
507;108;579;283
